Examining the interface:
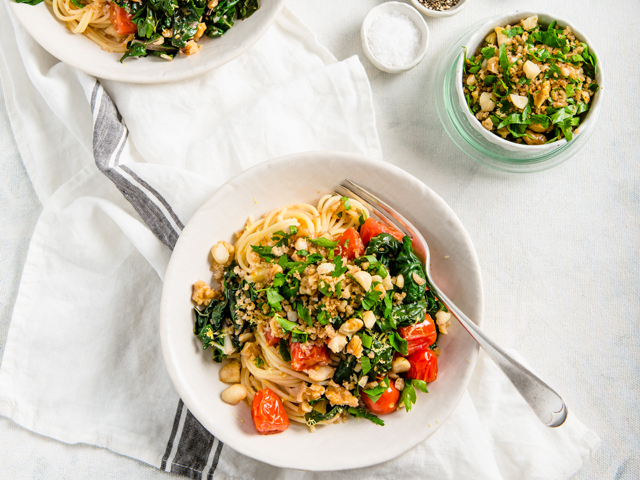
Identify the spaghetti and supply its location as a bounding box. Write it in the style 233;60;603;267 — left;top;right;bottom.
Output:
46;0;130;53
192;194;452;433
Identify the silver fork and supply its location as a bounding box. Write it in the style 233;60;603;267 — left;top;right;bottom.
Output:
340;179;568;428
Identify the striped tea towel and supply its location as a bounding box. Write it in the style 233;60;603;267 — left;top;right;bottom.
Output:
0;2;599;479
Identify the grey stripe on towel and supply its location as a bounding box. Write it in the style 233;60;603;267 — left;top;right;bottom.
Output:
90;80;223;477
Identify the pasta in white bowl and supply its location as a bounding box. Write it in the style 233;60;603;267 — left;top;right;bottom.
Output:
160;151;484;470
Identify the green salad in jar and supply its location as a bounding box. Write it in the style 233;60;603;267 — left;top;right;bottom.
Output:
462;16;599;145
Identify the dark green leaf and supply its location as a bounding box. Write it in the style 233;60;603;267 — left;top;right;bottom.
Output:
483;75;498;86
334;356;356;385
278;339;291;362
305;406;345;426
499;43;510;83
348;407;384;426
392;237;426;303
389;331;408;355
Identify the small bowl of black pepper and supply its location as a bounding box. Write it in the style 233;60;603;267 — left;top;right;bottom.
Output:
411;0;469;17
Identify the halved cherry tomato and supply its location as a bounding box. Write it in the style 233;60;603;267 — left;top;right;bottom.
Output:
290;342;331;372
359;218;404;246
361;379;400;415
407;348;438;383
251;388;290;435
109;4;138;35
336;227;364;260
398;314;437;355
263;329;280;347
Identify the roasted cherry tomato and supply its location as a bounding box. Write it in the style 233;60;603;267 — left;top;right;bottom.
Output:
290;342;331;372
359;218;404;246
407;348;438;383
336;227;364;260
263;329;280;347
361;379;400;415
398;314;437;355
251;388;290;435
109;4;138;35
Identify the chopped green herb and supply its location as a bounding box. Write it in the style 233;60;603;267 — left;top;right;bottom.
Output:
308;237;339;248
340;197;352;211
296;302;313;327
363;377;390;403
332;256;348;278
250;245;276;262
265;288;284;311
480;46;495;59
360;356;371;375
361;289;383;310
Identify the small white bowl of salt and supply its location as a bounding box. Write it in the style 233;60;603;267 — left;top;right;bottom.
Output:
361;1;429;74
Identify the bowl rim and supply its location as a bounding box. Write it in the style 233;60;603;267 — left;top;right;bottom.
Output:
159;151;484;471
454;11;605;152
410;0;471;18
361;1;430;74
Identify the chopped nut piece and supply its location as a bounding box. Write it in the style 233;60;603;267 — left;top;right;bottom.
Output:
325;382;359;407
192;280;215;306
346;335;363;358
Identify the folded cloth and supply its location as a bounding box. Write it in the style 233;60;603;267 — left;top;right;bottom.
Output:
0;2;599;479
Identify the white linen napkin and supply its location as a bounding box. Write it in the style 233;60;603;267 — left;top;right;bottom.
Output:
0;1;599;479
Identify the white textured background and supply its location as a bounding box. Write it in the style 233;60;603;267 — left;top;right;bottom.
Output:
1;0;638;479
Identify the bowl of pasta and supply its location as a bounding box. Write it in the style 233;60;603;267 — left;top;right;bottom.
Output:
8;0;286;83
159;151;484;470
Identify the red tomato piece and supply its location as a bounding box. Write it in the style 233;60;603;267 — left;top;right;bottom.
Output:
359;218;404;246
263;329;280;347
398;314;437;355
407;348;438;383
336;227;364;260
290;342;331;372
251;388;290;435
362;380;400;415
109;4;138;35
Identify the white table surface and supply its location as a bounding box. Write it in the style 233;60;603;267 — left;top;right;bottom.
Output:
1;0;638;479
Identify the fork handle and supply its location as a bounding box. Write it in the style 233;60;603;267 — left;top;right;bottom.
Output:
431;285;568;427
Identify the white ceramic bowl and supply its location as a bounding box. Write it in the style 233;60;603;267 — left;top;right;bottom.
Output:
361;2;429;74
455;12;605;153
160;151;484;471
411;0;470;18
8;0;287;83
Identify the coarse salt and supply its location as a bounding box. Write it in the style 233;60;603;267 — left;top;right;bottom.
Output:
367;11;421;68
